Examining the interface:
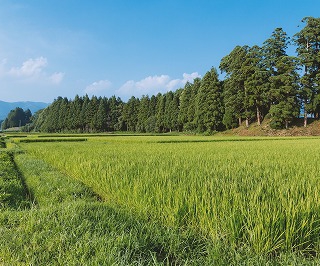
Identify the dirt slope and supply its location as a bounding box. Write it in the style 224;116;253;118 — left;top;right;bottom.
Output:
220;119;320;137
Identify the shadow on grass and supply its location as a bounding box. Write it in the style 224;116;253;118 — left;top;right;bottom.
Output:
0;200;209;265
6;151;209;265
0;151;34;210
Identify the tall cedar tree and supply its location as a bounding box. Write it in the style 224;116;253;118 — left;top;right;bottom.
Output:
179;82;193;130
94;97;109;132
220;46;249;127
123;96;139;131
187;78;201;131
244;45;270;126
196;68;223;132
156;93;166;132
137;95;150;132
294;17;320;126
264;28;300;128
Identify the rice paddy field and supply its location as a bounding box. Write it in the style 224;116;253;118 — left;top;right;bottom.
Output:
1;134;320;265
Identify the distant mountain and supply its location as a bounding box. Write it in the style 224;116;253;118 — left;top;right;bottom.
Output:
0;101;49;121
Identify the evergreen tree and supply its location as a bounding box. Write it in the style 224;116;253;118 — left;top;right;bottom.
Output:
195;68;223;132
137;95;150;132
107;96;123;131
123;96;139;131
164;91;174;132
186;78;201;131
170;90;181;131
88;96;99;131
68;95;83;131
92;97;106;131
155;93;166;132
294;17;320;126
57;97;69;131
220;46;249;127
264;28;300;128
145;95;157;132
179;82;193;129
80;95;90;132
25;109;32;124
222;79;240;129
268;56;300;128
4;107;29;128
244;45;270;126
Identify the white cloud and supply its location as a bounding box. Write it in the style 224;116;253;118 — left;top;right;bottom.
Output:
0;57;64;85
50;72;65;84
85;80;112;95
116;72;201;99
9;57;47;77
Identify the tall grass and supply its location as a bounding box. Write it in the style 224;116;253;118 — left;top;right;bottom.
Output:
1;148;210;265
0;151;31;210
19;136;320;259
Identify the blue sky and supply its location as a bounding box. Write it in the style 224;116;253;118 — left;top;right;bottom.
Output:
0;0;319;103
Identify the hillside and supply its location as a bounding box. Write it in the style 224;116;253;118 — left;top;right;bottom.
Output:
0;101;49;120
220;118;320;137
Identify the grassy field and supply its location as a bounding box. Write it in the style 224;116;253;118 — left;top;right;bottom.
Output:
1;134;320;264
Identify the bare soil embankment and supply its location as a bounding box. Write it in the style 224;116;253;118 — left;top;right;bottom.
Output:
220;119;320;137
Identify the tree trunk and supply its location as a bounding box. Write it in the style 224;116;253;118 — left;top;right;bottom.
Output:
304;111;308;127
245;118;249;128
304;99;308;127
238;117;242;127
285;120;288;129
256;106;261;126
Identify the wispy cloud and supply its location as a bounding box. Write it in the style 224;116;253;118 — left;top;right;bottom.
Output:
8;57;47;78
1;57;64;85
116;72;201;99
0;57;66;102
50;72;65;84
85;80;112;95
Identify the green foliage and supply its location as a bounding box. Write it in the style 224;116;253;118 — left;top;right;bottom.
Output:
264;28;300;128
196;68;224;132
2;107;32;130
294;17;320;122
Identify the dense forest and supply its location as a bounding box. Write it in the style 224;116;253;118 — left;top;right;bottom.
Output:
7;17;320;133
1;108;32;130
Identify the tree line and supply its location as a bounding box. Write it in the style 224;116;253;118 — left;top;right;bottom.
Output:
27;17;320;132
1;108;32;130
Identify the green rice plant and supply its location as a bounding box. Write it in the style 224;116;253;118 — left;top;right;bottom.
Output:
19;136;320;260
0;151;31;210
14;153;98;207
0;149;210;265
